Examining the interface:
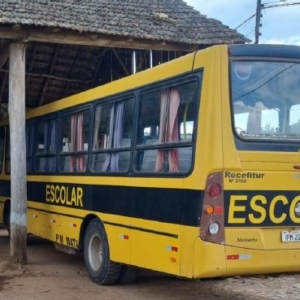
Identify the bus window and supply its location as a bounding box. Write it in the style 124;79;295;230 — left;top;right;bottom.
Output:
135;81;198;173
180;121;194;141
90;98;134;173
92;103;114;151
289;104;300;134
231;60;300;141
34;118;58;173
261;109;279;134
234;108;279;136
60;110;90;173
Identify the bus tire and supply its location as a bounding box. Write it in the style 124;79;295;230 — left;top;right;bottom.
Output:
117;266;138;284
83;219;121;285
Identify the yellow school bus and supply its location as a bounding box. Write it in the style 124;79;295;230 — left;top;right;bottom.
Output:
0;44;300;284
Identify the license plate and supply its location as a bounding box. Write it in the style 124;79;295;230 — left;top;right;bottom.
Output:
281;230;300;242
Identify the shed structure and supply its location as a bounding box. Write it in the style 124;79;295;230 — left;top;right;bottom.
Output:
0;0;248;263
0;0;248;111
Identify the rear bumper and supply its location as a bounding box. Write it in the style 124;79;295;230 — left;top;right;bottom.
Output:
224;245;300;277
193;238;300;278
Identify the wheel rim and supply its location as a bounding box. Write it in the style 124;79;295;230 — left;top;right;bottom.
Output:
88;233;103;272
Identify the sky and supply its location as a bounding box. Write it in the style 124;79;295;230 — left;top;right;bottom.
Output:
185;0;300;45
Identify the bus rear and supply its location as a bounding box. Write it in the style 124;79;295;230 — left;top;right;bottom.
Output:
197;44;300;278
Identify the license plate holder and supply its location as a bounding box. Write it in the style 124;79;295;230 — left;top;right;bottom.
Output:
281;230;300;242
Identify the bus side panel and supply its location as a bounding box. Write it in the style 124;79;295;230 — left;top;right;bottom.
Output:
102;216;131;265
184;45;226;278
130;217;180;276
179;225;199;278
28;198;132;264
193;237;226;278
27;202;81;247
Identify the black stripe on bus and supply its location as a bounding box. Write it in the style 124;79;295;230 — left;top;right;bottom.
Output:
103;221;179;239
27;206;178;238
229;44;300;59
27;206;84;220
0;180;202;227
234;136;300;152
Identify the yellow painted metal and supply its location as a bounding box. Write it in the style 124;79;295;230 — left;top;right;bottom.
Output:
193;236;227;278
224;245;300;276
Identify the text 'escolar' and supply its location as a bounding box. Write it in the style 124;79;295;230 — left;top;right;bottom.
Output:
46;184;83;207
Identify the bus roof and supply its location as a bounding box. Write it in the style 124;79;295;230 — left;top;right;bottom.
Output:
228;44;300;59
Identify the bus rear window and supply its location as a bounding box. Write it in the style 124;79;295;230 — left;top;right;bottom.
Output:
231;60;300;141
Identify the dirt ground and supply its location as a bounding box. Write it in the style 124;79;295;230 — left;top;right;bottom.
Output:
1;229;300;300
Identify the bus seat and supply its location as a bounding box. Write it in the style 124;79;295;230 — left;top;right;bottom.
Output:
118;151;130;172
140;139;158;172
60;155;70;172
178;147;192;172
92;149;130;172
35;157;46;172
140;142;192;173
61;155;87;172
113;138;131;172
91;153;106;172
120;138;131;148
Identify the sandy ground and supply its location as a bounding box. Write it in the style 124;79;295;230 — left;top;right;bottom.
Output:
1;229;300;300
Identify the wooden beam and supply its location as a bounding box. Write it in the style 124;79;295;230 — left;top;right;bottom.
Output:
28;42;38;71
0;69;86;83
8;42;27;265
0;25;198;52
63;46;80;97
106;60;123;81
39;44;60;106
25;42;38;94
92;48;109;87
137;51;148;72
0;73;8;105
112;48;129;76
0;45;10;69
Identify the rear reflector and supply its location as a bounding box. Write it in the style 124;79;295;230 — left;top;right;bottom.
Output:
214;206;224;214
227;255;239;260
227;254;251;260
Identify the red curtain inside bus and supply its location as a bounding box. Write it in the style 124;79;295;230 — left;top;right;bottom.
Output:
70;113;86;172
155;88;180;172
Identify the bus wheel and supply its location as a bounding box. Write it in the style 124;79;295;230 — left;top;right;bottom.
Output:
84;219;121;285
117;266;138;284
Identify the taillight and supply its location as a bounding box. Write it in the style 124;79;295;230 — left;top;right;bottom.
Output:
209;183;222;198
200;172;225;244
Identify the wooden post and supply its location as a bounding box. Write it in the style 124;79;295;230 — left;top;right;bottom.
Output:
8;42;27;265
